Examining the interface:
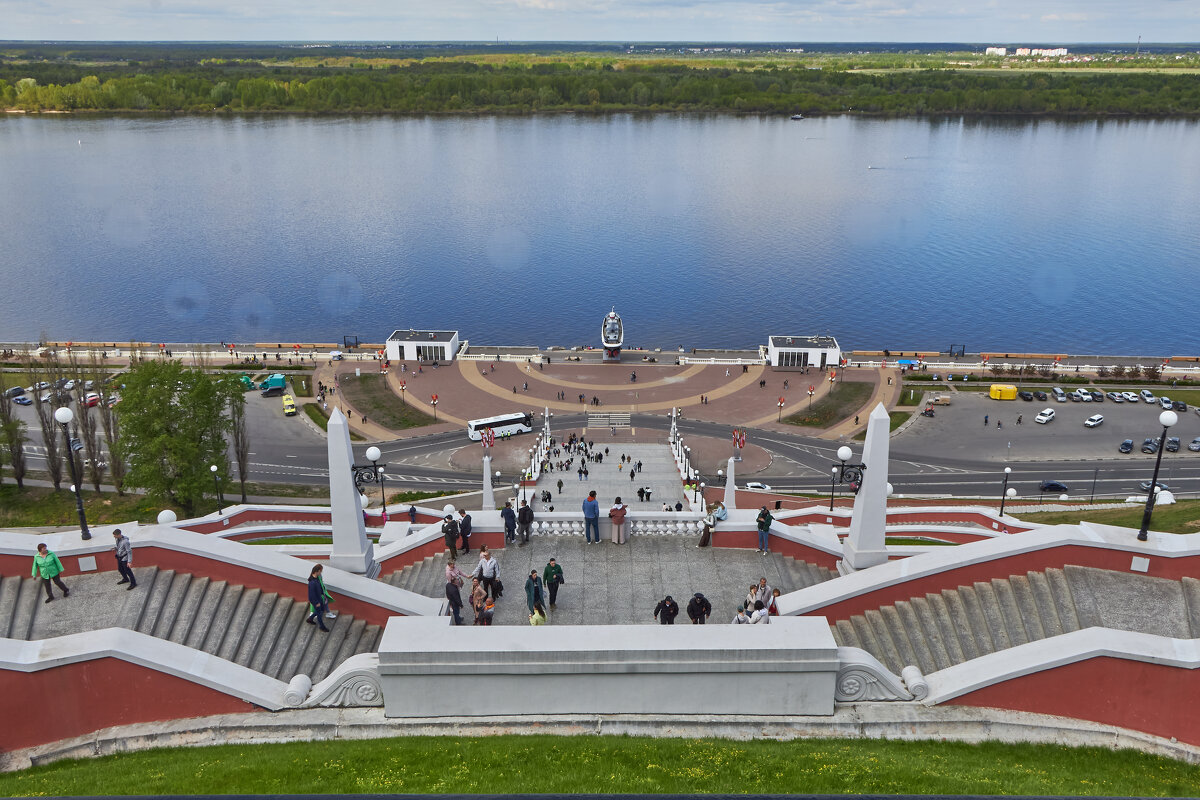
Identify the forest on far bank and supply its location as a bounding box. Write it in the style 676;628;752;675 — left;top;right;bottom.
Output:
4;54;1200;115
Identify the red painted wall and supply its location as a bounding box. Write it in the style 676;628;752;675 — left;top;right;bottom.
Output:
946;656;1200;746
802;545;1200;623
377;531;508;576
0;659;256;751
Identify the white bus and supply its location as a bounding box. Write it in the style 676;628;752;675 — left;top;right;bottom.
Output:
467;412;534;441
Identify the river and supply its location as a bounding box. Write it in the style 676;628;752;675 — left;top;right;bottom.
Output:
1;113;1197;353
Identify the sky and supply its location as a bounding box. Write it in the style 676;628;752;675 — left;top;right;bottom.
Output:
2;0;1197;44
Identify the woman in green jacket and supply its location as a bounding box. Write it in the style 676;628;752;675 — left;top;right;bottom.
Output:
32;543;70;603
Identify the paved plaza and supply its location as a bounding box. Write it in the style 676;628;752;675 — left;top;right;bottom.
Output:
530;443;687;513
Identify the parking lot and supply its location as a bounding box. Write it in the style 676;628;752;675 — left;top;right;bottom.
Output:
895;388;1200;465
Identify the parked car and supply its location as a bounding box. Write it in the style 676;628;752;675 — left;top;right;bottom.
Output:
1173;400;1188;412
1106;391;1124;403
745;482;773;491
1122;391;1140;403
1034;408;1056;424
3;386;25;398
282;394;297;417
1090;390;1104;402
62;379;76;391
1052;387;1067;402
39;392;53;403
1084;414;1104;428
31;381;50;391
1139;480;1170;492
1160;397;1173;410
1141;389;1156;403
1142;438;1160;454
1119;439;1134;454
83;380;95;391
1017;390;1034;401
1039;480;1069;493
1166;437;1180;453
1189;437;1200;452
53;378;70;389
69;437;83;452
83;392;101;408
1033;390;1048;401
13;396;32;406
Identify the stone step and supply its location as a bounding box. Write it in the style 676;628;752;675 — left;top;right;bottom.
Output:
268;602;312;680
833;618;859;649
880;603;921;671
184;579;227;650
992;577;1028;647
202;583;243;655
0;575;21;638
864;609;903;674
232;591;275;668
1026;570;1063;638
955;585;995;657
849;614;883;663
1009;574;1044;642
974;581;1012;653
941;588;978;662
926;592;965;666
218;587;261;662
911;596;952;672
1046;568;1081;632
166;576;209;645
332;617;368;667
151;572;192;639
1185;577;1200;638
136;569;177;634
12;574;43;641
356;624;383;656
248;594;295;675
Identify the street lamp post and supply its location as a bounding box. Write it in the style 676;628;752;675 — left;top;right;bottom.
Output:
777;398;785;422
829;445;867;510
696;482;704;505
829;467;838;512
210;464;223;515
365;446;386;518
999;467;1013;516
1138;410;1178;541
53;406;90;540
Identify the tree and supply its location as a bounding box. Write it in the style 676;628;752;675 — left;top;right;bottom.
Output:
229;387;250;503
25;348;67;490
69;352;107;492
96;366;126;496
113;360;238;516
1144;364;1161;382
0;369;28;489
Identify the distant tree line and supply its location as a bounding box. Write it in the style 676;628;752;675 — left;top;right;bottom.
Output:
4;62;1200;115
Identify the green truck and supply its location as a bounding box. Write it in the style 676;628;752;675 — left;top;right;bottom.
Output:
260;374;287;397
239;374;257;391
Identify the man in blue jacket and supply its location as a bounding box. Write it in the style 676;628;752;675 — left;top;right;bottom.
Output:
582;490;600;543
500;501;517;544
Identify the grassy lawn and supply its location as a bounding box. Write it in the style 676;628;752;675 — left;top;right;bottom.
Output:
896;387;925;406
0;484;190;528
853;410;913;441
387;489;451;505
243;535;332;545
887;536;956;546
1015;499;1200;534
302;402;365;440
2;735;1198;796
339;373;436;430
784;381;873;428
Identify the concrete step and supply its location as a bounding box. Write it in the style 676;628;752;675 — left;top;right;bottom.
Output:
294;611;338;680
202;583;243;655
1026;571;1063;638
248;594;294;675
992;578;1028;647
151;572;192;638
926;592;965;666
1046;568;1081;632
331;617;368;667
864;609;903;674
1009;574;1044;642
911;596;951;672
356;624;383;655
833;618;859;649
232;591;275;668
941;588;978;662
849;614;882;662
406;558;427;594
1185;577;1200;638
309;613;353;682
166;576;209;644
974;581;1011;653
12;574;43;641
268;602;312;680
956;585;995;657
218;587;261;662
184;580;226;650
881;603;921;672
136;569;176;634
0;575;21;638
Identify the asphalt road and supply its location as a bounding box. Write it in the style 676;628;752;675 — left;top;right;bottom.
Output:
10;393;1200;502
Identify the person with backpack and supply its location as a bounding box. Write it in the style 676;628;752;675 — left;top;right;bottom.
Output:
756;506;774;555
442;512;460;560
517;499;535;546
686;592;712;624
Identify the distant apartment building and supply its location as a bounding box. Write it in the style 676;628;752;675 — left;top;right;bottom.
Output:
1015;48;1032;56
1030;47;1069;57
985;47;1007;56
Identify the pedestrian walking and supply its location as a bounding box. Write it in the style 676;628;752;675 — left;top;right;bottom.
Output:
543;557;564;609
446;580;464;625
556;478;564;495
500;501;517;543
529;601;547;626
653;595;679;624
582;491;601;543
524;569;544;614
984;414;989;426
408;505;417;524
306;565;331;632
1017;415;1023;425
112;528;137;590
457;509;472;555
470;577;487;624
32;543;69;604
732;605;751;624
687;592;712;624
517;499;535;545
756;505;774;554
446;558;469;588
637;487;646;502
472;547;501;600
609;496;628;544
442;512;460;560
754;577;773;608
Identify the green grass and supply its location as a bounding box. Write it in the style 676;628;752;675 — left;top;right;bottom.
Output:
387;489;449;504
897;387;925;406
3;735;1200;795
0;484;191;527
339;373;436;431
302;402;365;440
1015;499;1200;534
887;536;956;546
853;410;913;440
243;535;332;545
288;375;314;397
783;381;873;428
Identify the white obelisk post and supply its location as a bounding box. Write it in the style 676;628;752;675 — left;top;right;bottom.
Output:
327;408;378;576
840;402;891;574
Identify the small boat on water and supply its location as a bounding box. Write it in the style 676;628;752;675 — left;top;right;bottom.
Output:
790;114;803;120
601;308;623;361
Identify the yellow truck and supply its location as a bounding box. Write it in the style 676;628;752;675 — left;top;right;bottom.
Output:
989;384;1018;400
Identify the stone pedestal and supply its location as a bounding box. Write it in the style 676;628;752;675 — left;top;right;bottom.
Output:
840;402;891;573
723;457;737;509
379;617;839;717
326;408;378;577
